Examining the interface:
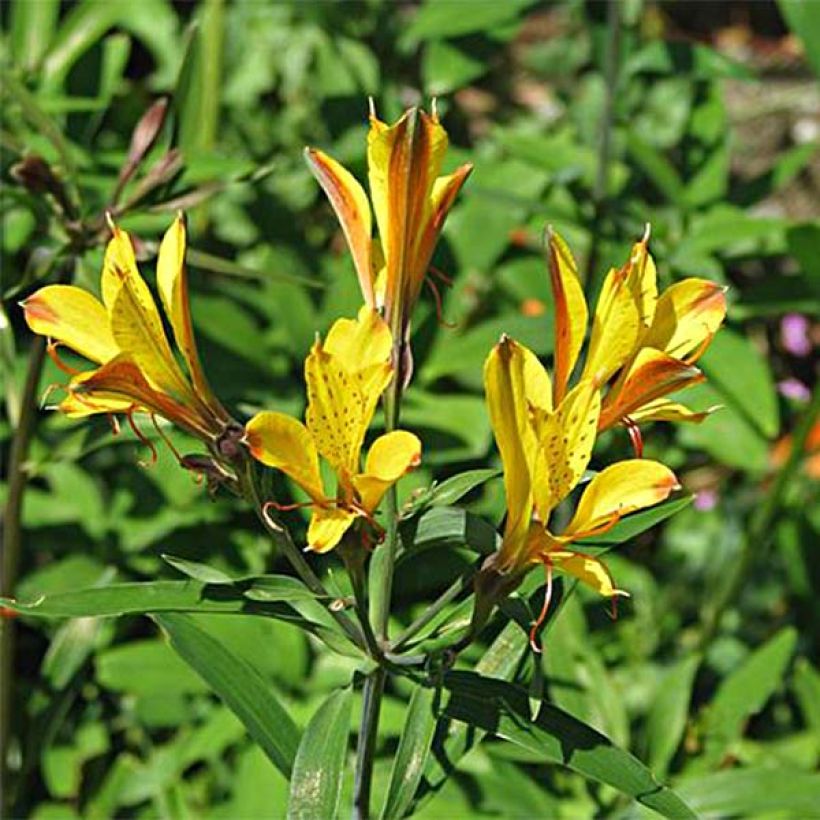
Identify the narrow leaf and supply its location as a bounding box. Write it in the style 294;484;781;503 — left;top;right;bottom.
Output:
155;612;300;778
287;687;352;820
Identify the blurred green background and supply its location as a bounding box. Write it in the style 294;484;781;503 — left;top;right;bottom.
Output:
1;0;818;816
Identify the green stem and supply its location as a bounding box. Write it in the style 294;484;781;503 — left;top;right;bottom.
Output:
699;381;820;647
1;334;47;815
342;543;382;661
240;459;366;651
352;667;385;820
389;569;475;653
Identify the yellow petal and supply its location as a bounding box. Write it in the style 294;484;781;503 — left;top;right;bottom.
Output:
530;380;601;520
563;459;680;539
623;237;657;333
549;549;628;598
244;411;325;502
304;147;375;307
353;430;422;512
156;215;225;419
56;369;134;417
642;278;727;361
323;306;392;374
522;343;552;413
598;347;704;430
103;225;195;404
307;506;358;553
627;397;719;424
547;229;588;403
22;285;119;364
484;336;536;568
582;266;640;387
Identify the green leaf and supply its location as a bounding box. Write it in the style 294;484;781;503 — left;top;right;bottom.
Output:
423;40;487;95
779;0;820;79
9;0;60;71
155;613;300;778
699;626;797;769
578;495;693;548
287;687;352;820
403;468;501;517
676;768;820;816
400;506;500;559
645;654;701;777
162;554;237;584
700;328;780;439
626;131;686;203
380;685;438;820
405;0;533;41
793;658;820;733
442;672;695;818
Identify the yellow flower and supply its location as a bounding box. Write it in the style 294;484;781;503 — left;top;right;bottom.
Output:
547;229;727;446
22;215;231;443
305;102;472;336
484;336;679;597
244;307;421;553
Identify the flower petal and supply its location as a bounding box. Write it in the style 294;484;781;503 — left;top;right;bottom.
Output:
547;229;588;403
563;459;679;539
156;215;226;419
530;379;600;520
623;237;657;334
522;342;552;413
103;225;195;404
323;306;392;374
353;430;421;512
582;266;640;387
598;347;704;430
642;278;727;361
22;285;119;364
627;397;719;424
307;506;358;553
549;549;628;598
484;336;536;568
304;147;375;307
244;411;325;503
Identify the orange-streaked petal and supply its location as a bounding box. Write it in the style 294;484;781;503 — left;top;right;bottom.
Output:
582;266;640;387
549;549;628;598
100;222;139;309
563;459;679;539
304;147;375;307
22;285;119;364
353;429;421;512
70;354;206;436
627;397;720;424
623;237;657;334
54;368;134;417
642;278;727;362
244;411;325;503
599;347;705;430
530;379;601;520
307;506;358;553
547;229;588;403
484;336;535;568
156;215;225;419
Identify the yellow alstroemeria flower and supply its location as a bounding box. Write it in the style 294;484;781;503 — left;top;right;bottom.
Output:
546;229;727;450
22;215;231;446
244;307;422;553
304;101;472;336
483;336;679;642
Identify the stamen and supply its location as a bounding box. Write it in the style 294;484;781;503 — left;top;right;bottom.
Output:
624;417;644;458
262;499;317;514
106;414;121;436
46;340;79;376
429;265;453;285
424;274;456;329
529;560;554;654
40;382;64;408
150;413;183;462
126;411;158;467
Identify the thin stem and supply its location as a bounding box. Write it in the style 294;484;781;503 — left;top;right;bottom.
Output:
389;570;476;653
240;459;366;651
585;0;621;287
1;335;47;815
343;545;383;661
699;382;820;647
352;667;385;820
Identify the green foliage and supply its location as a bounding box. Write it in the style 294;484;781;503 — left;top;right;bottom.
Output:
2;0;818;817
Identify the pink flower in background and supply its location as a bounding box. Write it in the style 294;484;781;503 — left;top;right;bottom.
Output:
693;488;719;511
778;378;811;402
780;313;812;357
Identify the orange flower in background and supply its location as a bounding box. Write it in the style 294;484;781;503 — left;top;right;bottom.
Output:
546;228;727;453
305;101;472;339
22;215;231;446
245;307;422;553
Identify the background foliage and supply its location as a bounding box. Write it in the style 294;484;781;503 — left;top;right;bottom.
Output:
1;0;819;817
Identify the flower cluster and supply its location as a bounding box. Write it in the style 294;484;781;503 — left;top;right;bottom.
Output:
22;103;727;652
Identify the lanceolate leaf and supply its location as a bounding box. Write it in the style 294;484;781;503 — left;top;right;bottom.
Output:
441;671;696;819
578;495;693;547
155;613;300;779
380;685;438;820
287;687;352;820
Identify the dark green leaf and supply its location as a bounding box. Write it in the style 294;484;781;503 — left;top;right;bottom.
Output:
287;687;352;820
162;554;238;585
578;495;693;548
155;613;300;778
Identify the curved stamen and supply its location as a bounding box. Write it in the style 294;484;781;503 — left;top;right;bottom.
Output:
624;417;644;458
150;413;183;463
424;274;456;329
529;559;554;654
126;410;158;467
46;340;80;376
